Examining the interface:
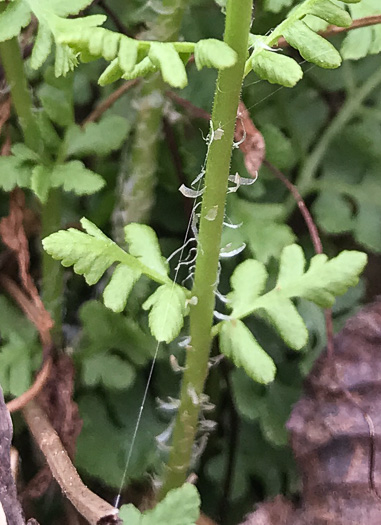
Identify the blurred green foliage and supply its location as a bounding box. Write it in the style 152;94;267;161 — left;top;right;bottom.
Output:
0;0;380;524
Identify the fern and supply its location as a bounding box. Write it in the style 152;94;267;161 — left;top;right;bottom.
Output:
52;17;237;86
246;0;360;87
0;0;237;84
43;219;190;342
0;0;95;75
313;169;381;252
215;244;367;383
0;68;129;202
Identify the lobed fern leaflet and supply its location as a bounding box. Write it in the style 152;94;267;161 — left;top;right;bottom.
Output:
247;0;361;87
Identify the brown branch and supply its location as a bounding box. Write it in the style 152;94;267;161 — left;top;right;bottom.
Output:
82;79;140;125
97;0;132;36
263;160;322;254
166;91;211;121
276;15;381;48
22;400;121;525
0;386;27;525
0;189;53;346
0;274;50;341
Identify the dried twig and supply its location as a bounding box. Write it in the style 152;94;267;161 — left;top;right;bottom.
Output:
0;386;27;525
0;190;53;345
22;400;121;525
166;91;211;121
96;0;132;36
0;190;54;411
82;79;139;125
263;160;322;254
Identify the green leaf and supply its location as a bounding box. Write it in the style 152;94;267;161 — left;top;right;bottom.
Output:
82;353;136;390
119;505;141;525
32;0;95;17
276;244;305;287
81;217;111;241
227;252;308;350
313;192;354;234
120;483;200;525
118;36;138;73
103;264;141;313
251;50;303;87
341;0;381;60
194;39;237;70
31;23;53;70
283;20;342;69
257;382;300;446
76;385;163;486
35;111;61;151
228;259;268;318
98;58;124;85
38;83;74;126
43;219;169;286
124;223;169;278
341;27;380;60
217;245;367;351
0;0;31;42
11;143;40;163
31;164;51;203
278;245;368;307
143;284;187;343
43;228;117;285
65;115;129;158
0;156;32;191
220;320;276;384
230;368;261;421
244;220;296;264
256;294;308;350
122;56;157;81
148;42;188;89
308;0;352;27
263;0;293;13
0;296;40;397
50;161;105;195
54;43;78;76
260;124;296;169
354;204;381;253
79;300;155;366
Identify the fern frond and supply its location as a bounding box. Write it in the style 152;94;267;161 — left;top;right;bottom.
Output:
247;0;359;87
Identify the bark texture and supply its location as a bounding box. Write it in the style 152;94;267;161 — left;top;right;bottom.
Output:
0;386;26;525
242;300;381;525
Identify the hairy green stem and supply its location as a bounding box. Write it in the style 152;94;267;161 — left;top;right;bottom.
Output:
284;66;381;217
159;0;253;498
113;75;164;234
0;37;63;339
112;0;186;235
